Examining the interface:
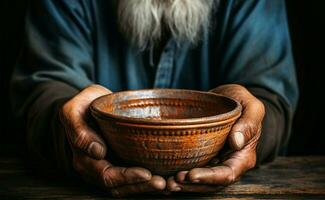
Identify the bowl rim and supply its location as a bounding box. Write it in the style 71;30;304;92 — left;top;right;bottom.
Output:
90;89;242;126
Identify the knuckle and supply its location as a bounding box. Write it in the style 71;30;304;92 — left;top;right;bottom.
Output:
255;124;262;139
247;161;256;169
256;99;265;115
61;101;75;119
245;120;255;130
241;120;256;140
59;105;70;124
103;168;117;188
72;127;89;149
225;173;236;185
119;167;128;179
224;166;236;185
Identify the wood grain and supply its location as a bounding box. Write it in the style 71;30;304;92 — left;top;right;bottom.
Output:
0;156;324;199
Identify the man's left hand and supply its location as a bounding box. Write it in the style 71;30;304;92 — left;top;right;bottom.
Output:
167;84;265;192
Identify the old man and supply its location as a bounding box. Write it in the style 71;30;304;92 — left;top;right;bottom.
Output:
11;0;298;197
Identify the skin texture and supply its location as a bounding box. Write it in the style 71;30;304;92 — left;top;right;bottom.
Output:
59;84;264;196
59;85;166;197
167;84;265;193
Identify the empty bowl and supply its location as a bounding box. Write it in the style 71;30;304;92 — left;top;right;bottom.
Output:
90;89;241;176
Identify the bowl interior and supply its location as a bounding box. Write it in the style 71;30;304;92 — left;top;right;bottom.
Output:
91;89;240;123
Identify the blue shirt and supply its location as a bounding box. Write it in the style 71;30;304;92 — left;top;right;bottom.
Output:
11;0;298;165
15;0;298;107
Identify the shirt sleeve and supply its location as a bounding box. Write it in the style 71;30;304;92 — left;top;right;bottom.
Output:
215;0;299;163
11;0;94;170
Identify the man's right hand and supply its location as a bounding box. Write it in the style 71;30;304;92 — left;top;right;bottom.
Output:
59;85;166;197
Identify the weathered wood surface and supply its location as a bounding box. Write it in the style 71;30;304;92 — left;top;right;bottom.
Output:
0;156;324;199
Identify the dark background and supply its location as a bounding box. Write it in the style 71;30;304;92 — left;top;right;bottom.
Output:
1;0;324;155
286;0;325;155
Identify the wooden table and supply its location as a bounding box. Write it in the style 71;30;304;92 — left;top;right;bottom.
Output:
0;154;324;199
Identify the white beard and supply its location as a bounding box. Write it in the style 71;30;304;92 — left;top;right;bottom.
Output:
117;0;215;49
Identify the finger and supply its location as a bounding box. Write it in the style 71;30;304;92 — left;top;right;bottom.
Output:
61;85;112;159
73;151;152;188
176;171;189;183
167;176;182;192
69;84;112;118
104;167;152;188
63;114;107;159
78;84;113;105
111;175;166;197
186;150;255;186
185;166;236;186
209;84;264;150
228;99;264;150
167;176;223;193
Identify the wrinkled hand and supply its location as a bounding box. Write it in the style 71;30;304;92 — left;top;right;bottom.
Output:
167;84;265;193
60;85;166;197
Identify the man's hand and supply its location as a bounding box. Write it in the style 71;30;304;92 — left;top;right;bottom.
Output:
167;84;265;192
60;85;166;197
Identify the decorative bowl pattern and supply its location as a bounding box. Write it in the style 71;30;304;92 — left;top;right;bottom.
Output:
90;89;241;176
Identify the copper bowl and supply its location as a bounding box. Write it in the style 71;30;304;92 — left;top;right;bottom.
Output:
90;89;241;176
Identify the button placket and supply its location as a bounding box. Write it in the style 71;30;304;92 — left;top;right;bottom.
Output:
153;41;175;88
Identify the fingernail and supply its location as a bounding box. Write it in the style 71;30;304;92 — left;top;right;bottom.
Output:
232;132;245;150
88;142;105;159
173;187;182;192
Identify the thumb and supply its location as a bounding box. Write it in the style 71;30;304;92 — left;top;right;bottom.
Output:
228;100;264;150
61;84;112;159
69;118;108;160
